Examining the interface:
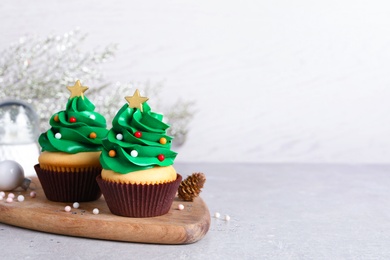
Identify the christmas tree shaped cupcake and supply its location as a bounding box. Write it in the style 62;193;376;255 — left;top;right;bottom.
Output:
35;80;108;202
97;89;182;217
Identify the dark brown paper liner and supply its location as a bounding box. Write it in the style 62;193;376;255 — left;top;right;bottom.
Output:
96;174;182;218
34;164;102;202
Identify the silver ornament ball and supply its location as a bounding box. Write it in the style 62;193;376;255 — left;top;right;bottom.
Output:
0;160;30;191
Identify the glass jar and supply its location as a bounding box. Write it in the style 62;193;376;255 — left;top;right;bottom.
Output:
0;100;40;177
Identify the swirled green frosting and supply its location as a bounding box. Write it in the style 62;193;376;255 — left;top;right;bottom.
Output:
38;96;108;153
100;102;178;174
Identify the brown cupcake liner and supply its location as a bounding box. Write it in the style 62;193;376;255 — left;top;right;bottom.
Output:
34;164;102;202
96;174;182;218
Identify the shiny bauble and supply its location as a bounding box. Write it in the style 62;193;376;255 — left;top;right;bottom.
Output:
0;160;25;191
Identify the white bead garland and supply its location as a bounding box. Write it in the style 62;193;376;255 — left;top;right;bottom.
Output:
130;150;138;157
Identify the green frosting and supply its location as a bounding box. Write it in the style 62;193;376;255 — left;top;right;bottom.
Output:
100;102;178;174
38;96;108;153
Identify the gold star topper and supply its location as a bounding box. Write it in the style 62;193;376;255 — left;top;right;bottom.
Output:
67;80;89;99
125;89;149;112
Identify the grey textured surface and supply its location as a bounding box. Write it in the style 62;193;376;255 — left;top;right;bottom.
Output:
1;163;390;259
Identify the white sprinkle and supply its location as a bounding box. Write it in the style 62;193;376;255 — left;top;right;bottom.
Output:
73;202;80;209
17;195;25;202
30;191;37;198
55;133;62;139
89;114;96;120
116;133;123;140
225;215;231;221
178;204;184;210
64;206;72;212
130;150;138;157
6;197;13;203
8;193;15;199
92;208;99;215
214;212;221;218
0;191;5;197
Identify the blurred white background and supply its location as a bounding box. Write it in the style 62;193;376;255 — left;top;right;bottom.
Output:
1;0;390;163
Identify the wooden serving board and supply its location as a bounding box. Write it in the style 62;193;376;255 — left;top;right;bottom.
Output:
0;177;210;244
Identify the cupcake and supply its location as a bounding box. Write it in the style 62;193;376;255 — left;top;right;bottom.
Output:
35;80;108;202
97;89;181;217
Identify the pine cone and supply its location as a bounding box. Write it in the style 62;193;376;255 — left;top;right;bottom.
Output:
178;172;206;201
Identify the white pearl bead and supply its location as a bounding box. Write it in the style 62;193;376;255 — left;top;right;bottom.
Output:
0;161;25;191
178;204;184;210
6;197;13;203
64;206;72;212
92;208;99;215
214;212;221;218
8;193;15;199
55;133;62;139
0;191;5;197
116;133;123;140
73;202;80;209
17;195;25;202
89;114;96;120
225;215;231;221
0;195;3;200
30;191;37;198
130;150;138;157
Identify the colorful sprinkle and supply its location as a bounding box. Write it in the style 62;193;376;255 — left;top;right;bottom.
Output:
134;131;142;138
89;132;97;139
108;150;116;157
157;154;165;161
69;117;77;123
54;115;59;122
159;137;167;145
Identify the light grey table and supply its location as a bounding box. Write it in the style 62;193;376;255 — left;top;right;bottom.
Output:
1;163;390;259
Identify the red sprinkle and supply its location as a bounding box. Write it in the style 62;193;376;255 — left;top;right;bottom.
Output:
157;154;165;161
134;131;142;138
